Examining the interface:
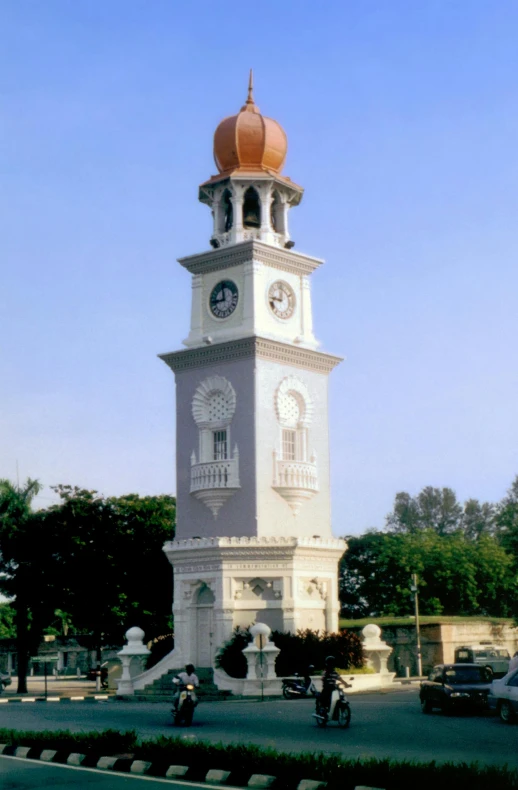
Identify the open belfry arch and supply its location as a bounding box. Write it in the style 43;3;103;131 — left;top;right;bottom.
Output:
160;73;346;671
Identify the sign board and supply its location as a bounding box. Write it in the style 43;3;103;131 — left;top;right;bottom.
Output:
30;654;59;662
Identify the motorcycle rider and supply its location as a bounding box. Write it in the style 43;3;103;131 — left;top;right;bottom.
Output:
173;663;199;711
318;655;349;712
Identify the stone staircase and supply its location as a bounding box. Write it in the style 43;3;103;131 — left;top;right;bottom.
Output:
134;667;232;702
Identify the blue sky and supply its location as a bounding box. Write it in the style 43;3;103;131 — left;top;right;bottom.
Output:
1;1;517;535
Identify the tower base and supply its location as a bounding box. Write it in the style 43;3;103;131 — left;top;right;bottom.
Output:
163;536;346;668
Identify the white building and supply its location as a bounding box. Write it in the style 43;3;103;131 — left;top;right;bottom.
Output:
161;74;346;670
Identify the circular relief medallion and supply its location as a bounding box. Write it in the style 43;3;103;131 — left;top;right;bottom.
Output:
210;280;239;319
268;280;295;319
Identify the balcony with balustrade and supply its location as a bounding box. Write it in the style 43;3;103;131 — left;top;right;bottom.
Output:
272;451;318;516
190;447;240;519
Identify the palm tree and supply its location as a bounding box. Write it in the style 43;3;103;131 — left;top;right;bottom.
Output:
0;478;41;693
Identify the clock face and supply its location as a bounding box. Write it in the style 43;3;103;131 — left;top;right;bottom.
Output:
209;280;239;319
268;281;295;320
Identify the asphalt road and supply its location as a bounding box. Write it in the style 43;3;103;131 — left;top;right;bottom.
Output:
0;689;516;769
0;756;213;789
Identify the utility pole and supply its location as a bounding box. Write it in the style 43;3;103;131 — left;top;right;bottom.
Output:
410;573;422;677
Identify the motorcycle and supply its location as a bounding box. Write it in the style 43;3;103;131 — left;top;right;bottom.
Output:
172;678;198;726
282;673;318;700
0;674;12;694
313;679;352;728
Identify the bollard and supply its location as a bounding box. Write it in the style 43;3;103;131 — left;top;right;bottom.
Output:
404;666;410;678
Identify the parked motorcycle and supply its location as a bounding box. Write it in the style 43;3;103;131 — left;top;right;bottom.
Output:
0;674;12;694
313;679;352;728
172;678;198;726
282;672;318;700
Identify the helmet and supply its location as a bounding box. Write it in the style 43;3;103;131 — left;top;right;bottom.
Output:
307;665;315;672
325;655;336;669
185;663;195;674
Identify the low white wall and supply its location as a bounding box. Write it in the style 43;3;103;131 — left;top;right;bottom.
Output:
117;649;181;694
213;668;395;696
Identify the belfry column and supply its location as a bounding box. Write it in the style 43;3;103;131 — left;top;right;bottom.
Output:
159;74;346;679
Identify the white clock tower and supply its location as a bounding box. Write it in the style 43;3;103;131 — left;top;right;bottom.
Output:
161;75;346;670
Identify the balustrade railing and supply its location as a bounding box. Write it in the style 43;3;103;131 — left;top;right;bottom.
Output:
273;460;318;491
190;459;240;492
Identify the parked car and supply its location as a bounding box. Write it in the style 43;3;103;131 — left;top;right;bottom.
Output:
455;644;510;678
420;664;492;715
488;668;518;723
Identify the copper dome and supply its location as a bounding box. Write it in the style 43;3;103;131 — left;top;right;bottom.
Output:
213;72;287;176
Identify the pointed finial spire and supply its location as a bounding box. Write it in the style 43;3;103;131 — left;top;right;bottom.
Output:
241;69;260;113
247;69;254;103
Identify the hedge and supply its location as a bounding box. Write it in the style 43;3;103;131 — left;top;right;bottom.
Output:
215;627;364;679
1;729;517;790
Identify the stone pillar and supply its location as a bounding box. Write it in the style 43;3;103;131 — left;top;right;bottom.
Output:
362;624;393;676
242;623;280;681
116;627;151;696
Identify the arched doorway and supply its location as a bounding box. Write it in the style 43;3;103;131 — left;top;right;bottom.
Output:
195;584;215;667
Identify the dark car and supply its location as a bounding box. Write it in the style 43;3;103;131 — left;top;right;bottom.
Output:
420;663;492;715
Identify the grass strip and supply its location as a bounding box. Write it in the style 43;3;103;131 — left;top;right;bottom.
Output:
0;728;517;790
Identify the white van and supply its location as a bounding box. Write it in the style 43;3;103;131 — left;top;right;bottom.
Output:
455;644;510;678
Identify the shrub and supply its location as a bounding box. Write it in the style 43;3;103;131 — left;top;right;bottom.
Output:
215;626;251;678
338;666;375;675
272;628;364;676
215;627;364;678
2;729;518;790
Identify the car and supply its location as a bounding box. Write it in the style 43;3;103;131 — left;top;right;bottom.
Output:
454;644;510;678
488;668;518;723
420;663;492;715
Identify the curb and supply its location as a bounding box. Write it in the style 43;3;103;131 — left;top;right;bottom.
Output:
0;695;112;703
0;744;382;789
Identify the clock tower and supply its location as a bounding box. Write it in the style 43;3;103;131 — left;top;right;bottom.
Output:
161;74;346;671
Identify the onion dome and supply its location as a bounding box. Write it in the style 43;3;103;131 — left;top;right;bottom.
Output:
213;71;287;176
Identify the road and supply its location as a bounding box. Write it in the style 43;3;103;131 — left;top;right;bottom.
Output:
0;689;516;769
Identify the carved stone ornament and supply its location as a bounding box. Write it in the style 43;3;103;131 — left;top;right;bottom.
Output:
275;376;313;427
192;375;236;427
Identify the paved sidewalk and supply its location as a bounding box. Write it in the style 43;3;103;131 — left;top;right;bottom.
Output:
0;675;424;702
1;677;114;700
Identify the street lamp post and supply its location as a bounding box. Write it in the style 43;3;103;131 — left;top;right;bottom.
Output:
410;574;422;677
43;634;56;701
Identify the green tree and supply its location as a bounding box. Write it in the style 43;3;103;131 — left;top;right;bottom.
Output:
496;475;518;561
0;603;16;639
386;486;463;535
0;478;58;692
340;530;517;618
462;499;496;540
42;487;175;666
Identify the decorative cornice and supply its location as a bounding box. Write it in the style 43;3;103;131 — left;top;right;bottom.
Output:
164;536;347;565
167;536;346;550
177;240;323;278
159;336;342;375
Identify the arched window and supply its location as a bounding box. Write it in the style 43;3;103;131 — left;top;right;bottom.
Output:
243;186;261;229
275;377;313;462
222;189;233;232
192;376;237;463
270;191;284;234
